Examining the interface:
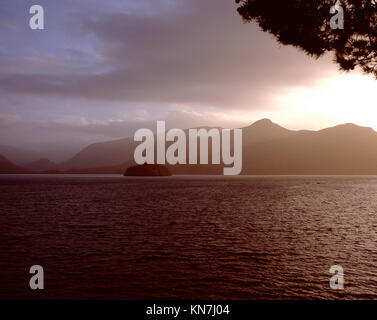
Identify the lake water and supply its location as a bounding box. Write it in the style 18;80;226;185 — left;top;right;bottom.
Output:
1;174;377;299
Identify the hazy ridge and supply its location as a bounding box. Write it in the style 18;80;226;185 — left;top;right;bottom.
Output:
2;119;377;175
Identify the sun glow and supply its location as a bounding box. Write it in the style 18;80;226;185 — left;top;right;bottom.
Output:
259;73;377;131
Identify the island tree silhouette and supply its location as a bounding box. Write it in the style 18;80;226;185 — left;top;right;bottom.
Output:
235;0;377;77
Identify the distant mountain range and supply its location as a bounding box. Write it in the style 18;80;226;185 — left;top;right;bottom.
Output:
0;145;42;165
23;158;59;171
0;154;27;173
2;119;377;175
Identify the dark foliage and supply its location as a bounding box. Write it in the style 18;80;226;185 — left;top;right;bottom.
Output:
236;0;377;77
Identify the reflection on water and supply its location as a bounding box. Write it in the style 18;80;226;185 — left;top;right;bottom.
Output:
1;175;377;299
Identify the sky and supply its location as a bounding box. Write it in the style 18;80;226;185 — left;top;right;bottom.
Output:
1;0;377;161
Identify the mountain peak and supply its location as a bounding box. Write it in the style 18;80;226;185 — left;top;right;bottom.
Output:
253;118;273;125
24;158;58;171
0;154;25;173
320;122;376;135
247;118;290;132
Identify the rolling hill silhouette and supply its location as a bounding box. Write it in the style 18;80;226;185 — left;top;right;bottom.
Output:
3;119;377;175
23;158;58;171
55;119;377;175
60;137;136;170
0;154;27;173
60;119;294;171
0;145;41;165
242;122;377;174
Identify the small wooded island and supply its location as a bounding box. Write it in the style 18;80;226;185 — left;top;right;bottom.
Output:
124;164;172;176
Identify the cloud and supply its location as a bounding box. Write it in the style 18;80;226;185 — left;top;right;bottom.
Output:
0;0;336;110
0;115;22;128
0;106;248;146
0;0;350;159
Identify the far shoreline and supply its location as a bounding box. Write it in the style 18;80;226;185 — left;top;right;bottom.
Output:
3;173;377;178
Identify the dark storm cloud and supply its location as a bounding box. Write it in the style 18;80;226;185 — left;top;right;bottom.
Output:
0;0;334;109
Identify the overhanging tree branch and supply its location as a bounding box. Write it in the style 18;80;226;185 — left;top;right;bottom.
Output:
235;0;377;77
